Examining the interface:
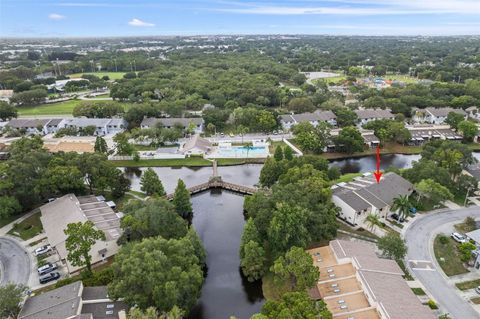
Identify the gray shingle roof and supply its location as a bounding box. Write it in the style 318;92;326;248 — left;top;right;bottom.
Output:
333;187;371;211
141;117;203;128
355;109;394;120
7;118;51;129
425;107;466;117
18;282;83;319
280;111;337;124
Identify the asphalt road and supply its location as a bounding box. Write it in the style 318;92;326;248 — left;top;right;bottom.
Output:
0;237;31;286
405;207;480;319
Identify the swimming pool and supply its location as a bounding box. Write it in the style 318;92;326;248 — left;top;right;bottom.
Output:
214;146;269;158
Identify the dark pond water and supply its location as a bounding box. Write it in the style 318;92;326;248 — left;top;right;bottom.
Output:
328;153;421;174
125;165;264;319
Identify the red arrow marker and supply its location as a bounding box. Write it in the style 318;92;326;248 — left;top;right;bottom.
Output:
374;144;382;183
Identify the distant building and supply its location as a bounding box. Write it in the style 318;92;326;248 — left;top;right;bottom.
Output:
307;240;435;319
47;78;89;93
412;107;466;124
279;110;337;130
332;172;414;226
6;118;54;135
355;109;395;126
18;281;127;319
40;194;122;274
61;118;126;136
0;89;14;102
180;134;212;156
406;124;462;145
140;117;204;133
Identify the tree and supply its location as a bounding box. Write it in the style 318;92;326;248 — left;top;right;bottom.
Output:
334;126;364;154
0;283;27;319
458;120;477;142
241;240;267;282
292;122;330;154
113;133;134;155
416;179;454;205
334;108;358;127
458;242;476;262
274;146;284;161
270;246;319;292
284;146;294;160
258;292;332;319
108;235;205;313
377;232;407;260
267;203;310;257
128;306;184;319
172;179;193;220
365;213;381;232
141;168;165;196
64;221;106;273
0;196;22;220
287;97;315;113
94;136;108;154
120;199;187;242
445;112;465;130
0;101;17;121
391;195;411;220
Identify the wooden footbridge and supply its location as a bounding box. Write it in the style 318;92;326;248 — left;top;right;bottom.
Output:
166;160;258;200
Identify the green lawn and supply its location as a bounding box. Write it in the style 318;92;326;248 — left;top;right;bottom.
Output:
92;94;111;99
7;212;44;240
69;72;126;80
17;99;131;116
17;100;81;116
456;279;480;290
383;74;419;84
333;172;363;184
434;235;469;276
411;287;426;295
110;157;253;167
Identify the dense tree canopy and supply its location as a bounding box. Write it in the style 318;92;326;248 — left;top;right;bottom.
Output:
108;232;205;313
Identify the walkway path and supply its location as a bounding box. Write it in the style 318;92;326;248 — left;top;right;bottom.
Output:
404;207;480;318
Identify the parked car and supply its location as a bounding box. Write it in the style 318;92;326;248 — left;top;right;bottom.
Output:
475;286;480;294
390;213;405;223
451;232;467;243
34;245;52;257
37;262;58;276
39;272;60;284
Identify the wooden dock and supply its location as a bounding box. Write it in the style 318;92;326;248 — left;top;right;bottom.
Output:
165;159;257;200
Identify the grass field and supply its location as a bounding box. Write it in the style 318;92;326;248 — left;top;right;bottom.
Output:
434;235;469;276
383;74;419;84
456;279;480;291
110;157;252;167
17;100;81;116
17;99;130;116
69;72;126;80
333;172;363;183
7;212;43;240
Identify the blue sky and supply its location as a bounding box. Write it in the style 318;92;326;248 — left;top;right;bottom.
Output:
1;0;480;37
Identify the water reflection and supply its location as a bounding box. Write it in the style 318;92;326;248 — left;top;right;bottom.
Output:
188;191;264;319
328;154;421;174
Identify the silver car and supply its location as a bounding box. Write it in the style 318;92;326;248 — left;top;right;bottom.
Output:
37;262;58;276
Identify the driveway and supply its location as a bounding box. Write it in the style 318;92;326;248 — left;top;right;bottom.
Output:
404;207;480;319
0;236;31;286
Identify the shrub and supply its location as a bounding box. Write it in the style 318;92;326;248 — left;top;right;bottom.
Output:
439;235;449;245
427;299;438;309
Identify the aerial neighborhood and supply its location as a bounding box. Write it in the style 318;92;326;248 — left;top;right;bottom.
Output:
1;8;480;319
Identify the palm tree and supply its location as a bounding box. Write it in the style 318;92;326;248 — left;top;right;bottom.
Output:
365;213;382;232
245;141;253;159
391;195;411;220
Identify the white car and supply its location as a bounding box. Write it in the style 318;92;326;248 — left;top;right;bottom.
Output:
34;245;52;257
37;262;58;275
475;286;480;294
451;232;467;243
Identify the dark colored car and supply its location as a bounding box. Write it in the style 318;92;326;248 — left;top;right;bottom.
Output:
39;272;60;284
390;213;405;223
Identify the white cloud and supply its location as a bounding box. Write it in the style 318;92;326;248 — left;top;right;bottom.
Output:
48;13;66;20
128;18;155;27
